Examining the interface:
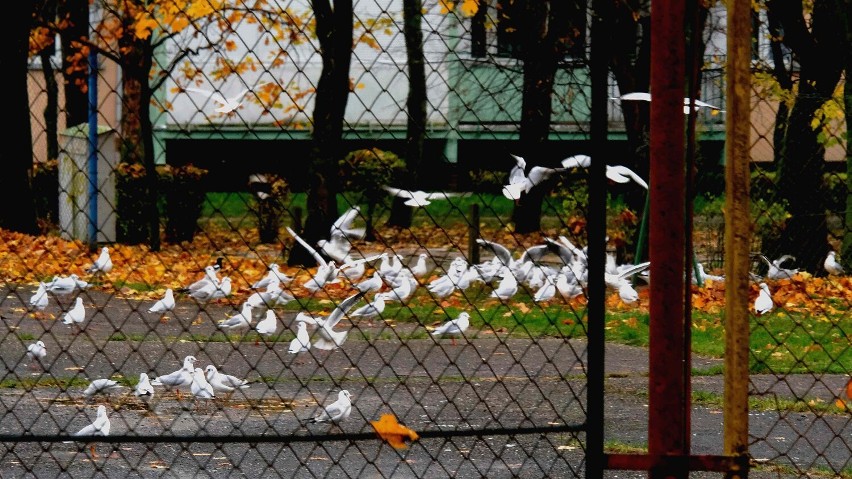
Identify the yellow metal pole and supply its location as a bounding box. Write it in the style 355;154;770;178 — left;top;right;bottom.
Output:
724;0;752;476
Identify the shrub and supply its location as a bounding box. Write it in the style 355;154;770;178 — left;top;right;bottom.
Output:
339;148;405;239
158;164;209;244
116;162;150;244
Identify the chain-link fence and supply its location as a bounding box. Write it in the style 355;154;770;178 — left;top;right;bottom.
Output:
4;0;851;477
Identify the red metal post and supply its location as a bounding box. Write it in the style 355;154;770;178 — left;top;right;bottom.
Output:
648;1;688;478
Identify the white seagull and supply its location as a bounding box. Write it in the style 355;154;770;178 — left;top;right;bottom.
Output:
83;378;125;398
754;282;774;315
288;321;311;354
86;246;113;274
26;340;47;367
218;303;254;333
252;263;293;289
151;355;197;395
410;253;429;278
296;291;367;350
204;365;251;394
613;92;725;114
189;368;216;411
430;312;470;346
502;154;567;200
355;271;383;294
255;310;279;337
147;288;175;321
70;405;110;439
308;390;353;428
185;86;252;114
349;294;386;320
825;251;845;276
134;373;155;403
286;226;340;293
330;206;366;241
181;265;220;294
382;185;469;207
46;274;87;298
29;282;49;312
62;297;86;329
490;268;519;300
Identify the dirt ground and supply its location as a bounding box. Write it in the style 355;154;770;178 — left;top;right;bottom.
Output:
0;285;849;478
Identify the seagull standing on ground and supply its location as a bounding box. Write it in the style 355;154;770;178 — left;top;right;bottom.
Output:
62;297;86;331
307;390;353;430
289;321;311;354
26;340;47;369
86;247;113;275
70;405;110;438
83;379;125;398
148;288;175;322
252;264;293;289
134;373;155;405
29;282;49;313
151;356;197;399
255;310;279;338
430;312;470;346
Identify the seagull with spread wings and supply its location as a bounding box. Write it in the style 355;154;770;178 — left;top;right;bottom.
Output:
185;85;261;114
502;154;568;200
295;291;367;350
612;92;725;114
382;185;469;207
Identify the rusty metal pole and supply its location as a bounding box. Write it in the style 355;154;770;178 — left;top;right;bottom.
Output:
724;0;752;476
648;0;688;478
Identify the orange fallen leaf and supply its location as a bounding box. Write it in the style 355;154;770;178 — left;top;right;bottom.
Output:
371;413;418;449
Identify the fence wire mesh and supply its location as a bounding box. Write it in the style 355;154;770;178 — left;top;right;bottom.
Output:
5;0;850;477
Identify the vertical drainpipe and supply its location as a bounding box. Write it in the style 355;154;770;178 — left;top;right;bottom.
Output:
648;0;687;478
87;49;99;251
724;1;752;477
585;0;610;477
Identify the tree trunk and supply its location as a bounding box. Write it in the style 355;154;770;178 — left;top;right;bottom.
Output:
511;1;560;233
843;4;852;270
39;34;60;162
388;0;426;228
774;0;846;275
288;0;353;266
0;1;38;234
58;0;89;127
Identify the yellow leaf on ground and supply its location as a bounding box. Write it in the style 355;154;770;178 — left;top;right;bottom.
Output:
371;414;419;449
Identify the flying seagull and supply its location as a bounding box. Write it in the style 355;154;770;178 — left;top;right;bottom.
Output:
612;92;725;114
382;185;469;207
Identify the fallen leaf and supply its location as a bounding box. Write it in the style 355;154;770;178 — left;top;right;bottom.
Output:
371;413;419;449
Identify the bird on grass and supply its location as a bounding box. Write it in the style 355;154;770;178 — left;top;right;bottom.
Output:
754;283;774;316
430;312;470;346
307;390;353;431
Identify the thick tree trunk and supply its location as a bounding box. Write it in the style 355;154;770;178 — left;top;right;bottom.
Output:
774;0;846;275
40;48;60;162
0;1;38;234
59;0;89;127
288;0;353;266
511;1;559;233
388;0;426;228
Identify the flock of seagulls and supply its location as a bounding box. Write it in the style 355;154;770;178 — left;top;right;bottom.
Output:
12;144;850;450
